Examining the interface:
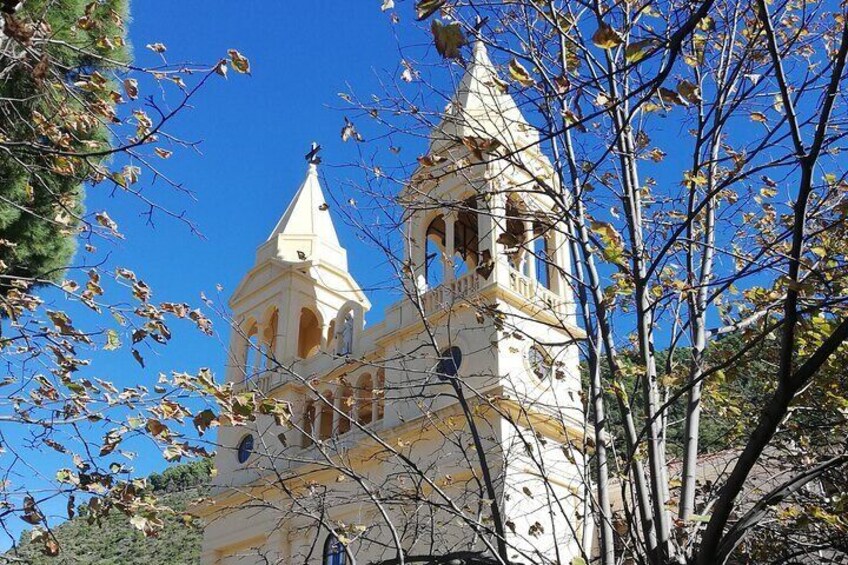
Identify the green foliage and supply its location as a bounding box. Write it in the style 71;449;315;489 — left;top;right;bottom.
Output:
3;460;211;565
583;336;848;458
147;458;213;493
0;0;129;294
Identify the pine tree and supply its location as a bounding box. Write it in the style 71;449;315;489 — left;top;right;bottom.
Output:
0;0;129;295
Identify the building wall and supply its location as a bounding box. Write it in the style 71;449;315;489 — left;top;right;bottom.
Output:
201;288;586;564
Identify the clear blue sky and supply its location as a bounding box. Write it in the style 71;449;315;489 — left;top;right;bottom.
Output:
93;1;412;421
87;3;420;462
5;2;426;546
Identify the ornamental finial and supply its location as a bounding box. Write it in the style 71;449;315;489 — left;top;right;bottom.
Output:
305;141;322;165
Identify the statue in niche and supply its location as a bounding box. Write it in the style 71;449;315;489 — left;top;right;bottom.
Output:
336;311;354;356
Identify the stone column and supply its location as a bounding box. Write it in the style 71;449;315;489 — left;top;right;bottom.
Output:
549;230;566;296
489;190;512;286
444;211;456;283
225;327;245;384
281;296;300;362
525;220;537;280
406;212;428;294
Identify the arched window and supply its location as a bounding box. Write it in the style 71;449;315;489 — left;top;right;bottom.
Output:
356;373;373;425
453;197;479;278
298;308;322;359
319;391;335;440
323;533;350;565
302;401;316;448
338;384;354;435
236;434;254;464
425;215;446;288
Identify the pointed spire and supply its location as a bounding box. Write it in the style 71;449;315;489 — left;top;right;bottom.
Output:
265;150;348;270
430;39;539;154
268;161;341;247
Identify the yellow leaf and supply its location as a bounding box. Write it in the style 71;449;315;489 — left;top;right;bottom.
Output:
592;22;624;49
509;59;535;87
676;80;702;104
595;91;612;107
698;16;715;31
684;34;706;67
104;329;122;351
228;49;251;74
685;171;708;186
417;153;446;167
625;39;656;63
95;211;119;233
415;0;445;20
431;20;467;60
123;78;138;100
659;87;687;106
648;148;666;162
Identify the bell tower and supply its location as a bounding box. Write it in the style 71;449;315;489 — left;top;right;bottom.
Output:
399;40;587;562
403;40;577;334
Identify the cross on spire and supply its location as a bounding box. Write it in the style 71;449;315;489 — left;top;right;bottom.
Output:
305;141;322;165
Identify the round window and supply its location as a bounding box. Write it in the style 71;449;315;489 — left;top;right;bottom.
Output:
236;434;254;464
436;346;463;377
527;346;553;380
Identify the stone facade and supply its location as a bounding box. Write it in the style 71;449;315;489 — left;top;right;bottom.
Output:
198;42;589;565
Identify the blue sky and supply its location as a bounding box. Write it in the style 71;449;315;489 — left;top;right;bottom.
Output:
4;2;429;546
88;0;411;437
111;0;409;323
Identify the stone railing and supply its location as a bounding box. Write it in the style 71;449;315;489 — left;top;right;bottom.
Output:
232;370;278;395
234;353;345;395
251;371;278;394
508;268;568;317
421;271;481;315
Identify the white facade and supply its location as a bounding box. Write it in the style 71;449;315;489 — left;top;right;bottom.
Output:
198;42;588;565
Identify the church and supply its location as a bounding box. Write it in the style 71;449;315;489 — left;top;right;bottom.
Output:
197;41;589;565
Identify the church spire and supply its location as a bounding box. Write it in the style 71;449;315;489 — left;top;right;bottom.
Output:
429;39;539;154
265;145;346;270
268;161;341;247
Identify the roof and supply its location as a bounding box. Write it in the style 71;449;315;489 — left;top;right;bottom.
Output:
429;40;540;155
268;162;342;249
261;161;351;272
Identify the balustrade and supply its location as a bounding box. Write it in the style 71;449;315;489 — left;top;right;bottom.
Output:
508;268;568;316
420;271;481;314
